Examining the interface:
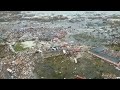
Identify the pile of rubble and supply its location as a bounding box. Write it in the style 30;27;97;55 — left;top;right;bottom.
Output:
0;44;39;79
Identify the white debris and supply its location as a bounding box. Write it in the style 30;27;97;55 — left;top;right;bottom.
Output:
11;61;16;65
59;72;62;74
9;44;16;53
0;62;3;71
74;58;77;63
12;61;15;64
21;41;36;48
61;61;64;63
116;77;120;79
11;42;16;46
11;76;14;79
37;49;42;53
51;47;57;51
115;67;120;70
63;49;66;54
7;68;13;73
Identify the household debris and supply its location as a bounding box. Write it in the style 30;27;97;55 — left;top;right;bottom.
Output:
0;11;120;79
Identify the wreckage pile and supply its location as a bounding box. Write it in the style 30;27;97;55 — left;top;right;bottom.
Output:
0;44;38;79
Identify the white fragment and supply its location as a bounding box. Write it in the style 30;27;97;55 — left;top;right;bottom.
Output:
115;67;120;70
11;76;14;79
7;68;13;73
74;58;77;63
63;49;66;54
59;72;62;74
11;42;15;46
116;77;120;79
12;61;15;64
9;44;16;53
61;61;64;63
37;49;42;53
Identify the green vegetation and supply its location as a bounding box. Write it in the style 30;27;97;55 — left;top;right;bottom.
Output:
73;33;95;40
105;43;120;51
0;45;6;58
0;35;4;43
13;42;27;52
34;52;120;79
72;33;104;42
0;39;3;43
34;54;76;79
72;33;105;46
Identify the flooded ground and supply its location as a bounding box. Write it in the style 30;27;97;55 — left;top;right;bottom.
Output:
0;11;120;79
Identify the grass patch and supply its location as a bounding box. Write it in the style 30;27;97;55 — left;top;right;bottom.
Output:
72;33;104;42
34;54;76;79
105;44;120;51
73;33;95;41
34;52;120;79
0;45;6;58
13;42;27;52
72;33;105;47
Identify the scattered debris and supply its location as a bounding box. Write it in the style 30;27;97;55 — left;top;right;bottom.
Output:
0;11;120;79
63;49;67;54
74;75;86;79
74;58;77;63
115;67;120;71
7;68;13;73
116;77;120;79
